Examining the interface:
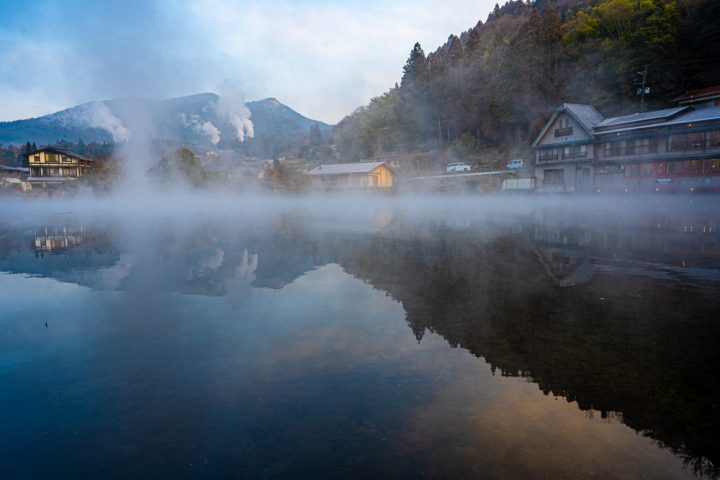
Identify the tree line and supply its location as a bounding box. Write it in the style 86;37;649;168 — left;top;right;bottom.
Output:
332;0;720;162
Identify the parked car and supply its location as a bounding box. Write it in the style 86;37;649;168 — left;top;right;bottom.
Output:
506;159;525;170
447;162;472;173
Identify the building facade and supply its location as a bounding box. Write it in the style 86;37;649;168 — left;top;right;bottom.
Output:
306;161;394;190
27;147;94;188
533;95;720;193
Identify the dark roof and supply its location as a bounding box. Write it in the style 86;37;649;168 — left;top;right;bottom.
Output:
29;146;95;162
595;107;690;129
593;106;720;136
673;85;720;104
531;103;603;147
562;103;604;131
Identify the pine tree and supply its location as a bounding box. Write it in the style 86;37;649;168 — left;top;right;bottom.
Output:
398;43;432;145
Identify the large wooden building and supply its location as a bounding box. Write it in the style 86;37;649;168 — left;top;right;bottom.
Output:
532;91;720;193
306;161;394;190
27;147;94;188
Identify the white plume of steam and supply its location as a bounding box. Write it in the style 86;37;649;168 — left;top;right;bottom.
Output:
214;80;254;142
179;113;221;145
69;102;131;142
200;121;221;145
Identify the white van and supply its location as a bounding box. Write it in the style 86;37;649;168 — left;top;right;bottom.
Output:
506;159;525;170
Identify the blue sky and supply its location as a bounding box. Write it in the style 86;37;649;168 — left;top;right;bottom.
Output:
0;0;496;123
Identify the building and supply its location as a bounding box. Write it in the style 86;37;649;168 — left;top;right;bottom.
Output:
532;95;720;193
674;85;720;109
306;161;394;190
27;146;94;188
0;165;31;192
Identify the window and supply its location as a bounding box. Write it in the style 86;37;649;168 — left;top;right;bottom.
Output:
596;164;623;174
668;160;702;175
321;176;336;188
637;137;657;154
688;133;705;149
667;161;682;175
704;159;720;174
685;160;703;174
669;133;707;151
668;135;686;151
555;118;573;137
603;141;626;157
625;141;635;155
710;131;720;148
625;162;655;177
539;148;559;161
563;144;587;158
544;169;565;184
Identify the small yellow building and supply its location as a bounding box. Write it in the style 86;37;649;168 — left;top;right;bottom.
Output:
306;161;393;190
27;147;94;187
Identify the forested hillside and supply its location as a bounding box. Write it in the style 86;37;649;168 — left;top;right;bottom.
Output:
332;0;720;161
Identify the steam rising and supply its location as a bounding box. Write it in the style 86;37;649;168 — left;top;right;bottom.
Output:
179;113;221;145
214;80;254;142
61;102;131;142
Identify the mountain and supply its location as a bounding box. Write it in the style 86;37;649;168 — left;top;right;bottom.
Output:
0;93;332;147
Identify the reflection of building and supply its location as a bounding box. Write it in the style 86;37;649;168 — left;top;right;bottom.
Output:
34;225;84;253
27;147;94;188
532;245;595;287
533;93;720;193
306;161;393;189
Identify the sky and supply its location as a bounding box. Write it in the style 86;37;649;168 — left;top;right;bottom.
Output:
0;0;497;124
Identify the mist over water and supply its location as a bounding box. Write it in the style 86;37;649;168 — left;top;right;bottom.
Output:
1;193;719;479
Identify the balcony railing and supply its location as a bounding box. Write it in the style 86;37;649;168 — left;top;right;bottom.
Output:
554;127;573;137
539;153;559;161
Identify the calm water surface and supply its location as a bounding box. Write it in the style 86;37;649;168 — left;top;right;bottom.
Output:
0;195;718;479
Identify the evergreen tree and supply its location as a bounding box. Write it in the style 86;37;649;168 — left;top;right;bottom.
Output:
398;43;432;145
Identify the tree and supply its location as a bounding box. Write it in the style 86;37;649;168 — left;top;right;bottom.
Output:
309;124;323;147
397;43;432;145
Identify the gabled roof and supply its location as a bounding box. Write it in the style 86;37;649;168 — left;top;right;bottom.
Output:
531;103;603;147
673;85;720;104
594;106;691;130
564;103;604;131
29;146;95;162
307;161;388;176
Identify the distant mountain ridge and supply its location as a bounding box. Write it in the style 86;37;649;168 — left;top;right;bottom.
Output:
0;93;332;146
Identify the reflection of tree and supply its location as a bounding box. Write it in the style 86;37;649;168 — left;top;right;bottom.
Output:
327;229;720;478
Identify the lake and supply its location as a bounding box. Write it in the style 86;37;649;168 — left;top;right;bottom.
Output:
1;194;718;479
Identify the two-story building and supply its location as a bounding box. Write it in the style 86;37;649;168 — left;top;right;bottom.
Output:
27;146;94;188
532;90;720;193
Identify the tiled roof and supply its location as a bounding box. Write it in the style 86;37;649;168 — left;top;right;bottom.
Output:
563;104;604;131
307;161;387;175
593;107;720;135
595;107;689;128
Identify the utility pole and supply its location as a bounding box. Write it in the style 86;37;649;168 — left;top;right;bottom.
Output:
635;65;650;113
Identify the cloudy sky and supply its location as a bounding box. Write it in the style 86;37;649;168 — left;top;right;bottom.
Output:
0;0;497;124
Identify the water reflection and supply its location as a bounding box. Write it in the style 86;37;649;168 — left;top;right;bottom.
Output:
0;198;718;478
